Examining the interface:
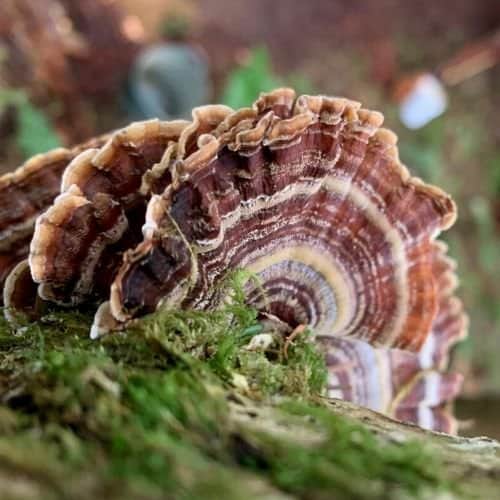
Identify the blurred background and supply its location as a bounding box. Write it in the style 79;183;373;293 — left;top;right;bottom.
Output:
1;0;499;436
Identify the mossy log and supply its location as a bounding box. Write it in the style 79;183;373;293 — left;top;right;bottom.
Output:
0;293;497;499
1;389;499;500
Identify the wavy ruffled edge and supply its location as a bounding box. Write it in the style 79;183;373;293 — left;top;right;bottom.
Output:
3;88;462;357
107;89;458;347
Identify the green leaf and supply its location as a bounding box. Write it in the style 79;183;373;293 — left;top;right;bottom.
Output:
221;47;283;109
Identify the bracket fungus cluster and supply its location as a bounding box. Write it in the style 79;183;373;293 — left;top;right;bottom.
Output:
0;89;467;434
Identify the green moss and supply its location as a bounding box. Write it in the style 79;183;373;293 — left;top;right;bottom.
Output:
268;401;449;498
0;277;457;499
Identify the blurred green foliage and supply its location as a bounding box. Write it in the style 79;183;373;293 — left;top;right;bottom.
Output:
490;153;500;197
398;119;445;185
0;89;60;159
221;47;313;109
469;196;499;275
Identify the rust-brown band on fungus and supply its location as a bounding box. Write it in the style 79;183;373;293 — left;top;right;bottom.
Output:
0;135;108;300
319;240;467;434
30;120;185;304
109;89;457;353
2;89;467;434
29;111;237;305
320;335;463;434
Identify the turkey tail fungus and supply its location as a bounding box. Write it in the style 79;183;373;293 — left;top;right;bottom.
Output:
0;134;109;300
1;89;467;434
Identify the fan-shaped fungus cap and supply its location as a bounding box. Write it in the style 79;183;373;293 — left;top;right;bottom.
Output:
319;240;467;434
29;120;190;304
321;335;463;434
108;88;457;352
0;135;109;301
2;89;466;434
28;109;238;306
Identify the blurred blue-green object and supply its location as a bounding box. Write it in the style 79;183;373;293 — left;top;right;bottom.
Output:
125;43;211;120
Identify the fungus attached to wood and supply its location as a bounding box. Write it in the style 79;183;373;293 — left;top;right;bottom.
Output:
0;89;467;433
